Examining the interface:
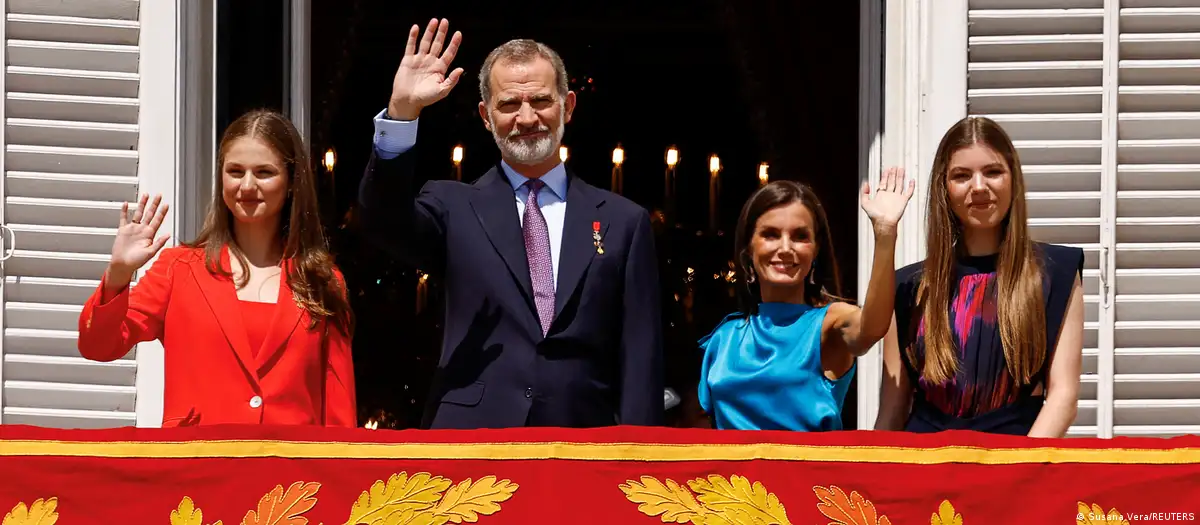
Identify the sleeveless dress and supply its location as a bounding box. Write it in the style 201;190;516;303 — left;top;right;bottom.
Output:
698;303;854;431
894;242;1084;434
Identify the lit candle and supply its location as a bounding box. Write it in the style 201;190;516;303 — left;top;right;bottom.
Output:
452;145;463;181
323;148;336;172
559;145;569;163
758;162;769;187
612;145;625;195
708;154;721;233
416;272;429;314
665;146;678;220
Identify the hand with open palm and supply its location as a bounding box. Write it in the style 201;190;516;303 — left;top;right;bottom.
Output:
106;193;170;289
388;18;464;121
860;166;916;237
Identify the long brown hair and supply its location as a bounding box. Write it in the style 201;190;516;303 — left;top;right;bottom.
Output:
915;116;1043;386
187;109;352;336
732;180;844;316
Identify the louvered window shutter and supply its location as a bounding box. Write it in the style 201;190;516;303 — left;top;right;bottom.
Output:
1;0;142;428
968;0;1108;437
963;0;1200;438
1111;2;1200;437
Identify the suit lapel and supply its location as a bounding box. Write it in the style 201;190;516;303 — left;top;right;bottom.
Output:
470;168;537;317
553;175;607;325
255;260;304;374
192;246;259;385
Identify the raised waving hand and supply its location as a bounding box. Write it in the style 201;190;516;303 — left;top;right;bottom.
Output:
860;166;916;236
106;193;170;288
388;18;464;120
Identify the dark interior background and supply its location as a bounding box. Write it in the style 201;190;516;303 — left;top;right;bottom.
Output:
216;0;862;430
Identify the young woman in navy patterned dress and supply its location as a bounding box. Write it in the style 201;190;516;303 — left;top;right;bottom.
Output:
874;117;1085;437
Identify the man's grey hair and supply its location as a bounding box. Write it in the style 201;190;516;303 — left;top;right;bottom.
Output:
478;39;569;104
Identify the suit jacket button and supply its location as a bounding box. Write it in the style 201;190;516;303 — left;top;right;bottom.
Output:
249;395;263;408
524;388;533;399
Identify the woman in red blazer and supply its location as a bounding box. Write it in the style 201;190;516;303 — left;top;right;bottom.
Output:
79;110;356;427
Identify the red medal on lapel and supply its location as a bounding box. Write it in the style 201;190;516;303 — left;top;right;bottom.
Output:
592;221;604;254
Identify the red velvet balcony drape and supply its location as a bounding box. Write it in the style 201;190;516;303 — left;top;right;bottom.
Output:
2;424;1197;524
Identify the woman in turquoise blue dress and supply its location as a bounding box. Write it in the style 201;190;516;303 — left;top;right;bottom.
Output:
698;168;915;431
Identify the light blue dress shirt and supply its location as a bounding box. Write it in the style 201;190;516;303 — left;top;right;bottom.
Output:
698;303;855;431
372;109;568;288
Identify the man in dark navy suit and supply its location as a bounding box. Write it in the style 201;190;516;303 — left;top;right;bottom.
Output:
357;18;664;429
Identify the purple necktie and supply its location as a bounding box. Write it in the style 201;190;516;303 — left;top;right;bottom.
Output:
522;179;555;335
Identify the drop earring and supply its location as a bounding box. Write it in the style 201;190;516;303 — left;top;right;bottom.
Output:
809;261;817;284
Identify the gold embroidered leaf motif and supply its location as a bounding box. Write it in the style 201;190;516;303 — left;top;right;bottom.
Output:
425;476;519;524
620;476;791;525
374;510;423;525
687;475;790;525
170;497;224;525
345;472;452;524
241;481;321;525
385;512;444;525
813;486;891;525
3;498;58;525
700;508;754;525
619;476;712;523
931;500;961;525
1077;502;1127;525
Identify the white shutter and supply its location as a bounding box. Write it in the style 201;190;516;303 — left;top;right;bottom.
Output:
967;1;1109;437
1111;0;1200;437
965;0;1200;438
1;0;141;428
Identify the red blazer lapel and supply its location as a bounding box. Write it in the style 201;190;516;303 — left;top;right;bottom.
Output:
191;245;259;387
255;259;304;374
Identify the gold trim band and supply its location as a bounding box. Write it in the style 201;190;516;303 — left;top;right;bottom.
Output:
2;439;1200;465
